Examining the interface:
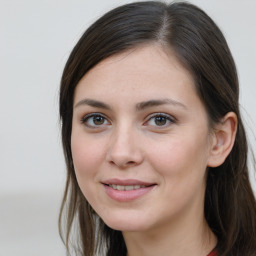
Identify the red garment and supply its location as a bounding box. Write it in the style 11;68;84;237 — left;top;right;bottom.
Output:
207;249;218;256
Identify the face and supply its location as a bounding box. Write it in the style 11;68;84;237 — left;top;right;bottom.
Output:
71;45;214;233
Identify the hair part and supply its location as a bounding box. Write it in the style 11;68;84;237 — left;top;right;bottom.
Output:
59;1;256;255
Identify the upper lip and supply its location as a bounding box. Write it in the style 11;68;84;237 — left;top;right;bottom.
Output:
101;178;155;186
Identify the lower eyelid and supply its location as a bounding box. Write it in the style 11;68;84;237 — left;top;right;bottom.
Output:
80;113;175;127
81;113;108;125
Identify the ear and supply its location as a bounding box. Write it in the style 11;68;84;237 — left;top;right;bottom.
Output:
207;112;237;168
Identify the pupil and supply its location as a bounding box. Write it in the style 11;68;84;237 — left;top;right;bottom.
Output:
93;116;104;125
155;116;166;126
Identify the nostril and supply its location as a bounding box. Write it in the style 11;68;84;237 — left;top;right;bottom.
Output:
127;161;136;165
106;147;144;168
109;160;137;168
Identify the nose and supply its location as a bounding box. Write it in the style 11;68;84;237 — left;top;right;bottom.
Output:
106;126;144;169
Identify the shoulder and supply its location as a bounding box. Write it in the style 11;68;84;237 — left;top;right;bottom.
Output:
207;249;218;256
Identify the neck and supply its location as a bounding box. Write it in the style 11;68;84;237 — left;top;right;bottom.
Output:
123;209;217;256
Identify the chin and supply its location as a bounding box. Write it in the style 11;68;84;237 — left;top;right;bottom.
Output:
101;214;151;232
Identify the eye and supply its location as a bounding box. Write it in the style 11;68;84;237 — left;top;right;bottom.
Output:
81;113;110;128
145;113;176;127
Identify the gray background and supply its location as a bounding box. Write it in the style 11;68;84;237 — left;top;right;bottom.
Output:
1;0;255;255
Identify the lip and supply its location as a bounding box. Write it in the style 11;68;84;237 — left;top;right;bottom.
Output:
101;178;155;186
101;178;156;202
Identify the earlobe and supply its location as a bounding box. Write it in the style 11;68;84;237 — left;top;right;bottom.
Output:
207;112;237;168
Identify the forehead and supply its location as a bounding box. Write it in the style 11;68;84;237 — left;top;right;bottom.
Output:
86;44;190;78
74;44;197;107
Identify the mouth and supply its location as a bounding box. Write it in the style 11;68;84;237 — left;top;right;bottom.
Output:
101;179;156;202
105;184;149;191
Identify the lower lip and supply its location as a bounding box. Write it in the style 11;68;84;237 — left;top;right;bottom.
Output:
104;185;155;202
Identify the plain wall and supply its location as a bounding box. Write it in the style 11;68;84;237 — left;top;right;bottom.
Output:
1;0;255;255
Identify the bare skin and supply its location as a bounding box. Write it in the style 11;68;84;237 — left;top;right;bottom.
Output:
72;44;236;256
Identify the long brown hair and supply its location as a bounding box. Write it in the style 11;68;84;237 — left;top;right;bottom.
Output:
59;1;256;255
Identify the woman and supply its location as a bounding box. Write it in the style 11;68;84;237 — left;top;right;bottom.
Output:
58;1;256;255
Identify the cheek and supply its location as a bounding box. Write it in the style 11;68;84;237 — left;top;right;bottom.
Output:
71;133;105;182
148;133;210;184
70;133;107;209
147;134;210;217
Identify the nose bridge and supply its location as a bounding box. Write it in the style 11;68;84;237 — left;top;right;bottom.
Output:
106;121;143;168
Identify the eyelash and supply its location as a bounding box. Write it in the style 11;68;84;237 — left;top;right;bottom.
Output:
80;113;110;128
80;112;176;129
144;113;176;127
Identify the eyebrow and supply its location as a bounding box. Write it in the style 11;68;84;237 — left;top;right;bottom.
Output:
136;99;187;111
74;99;111;110
74;98;187;110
